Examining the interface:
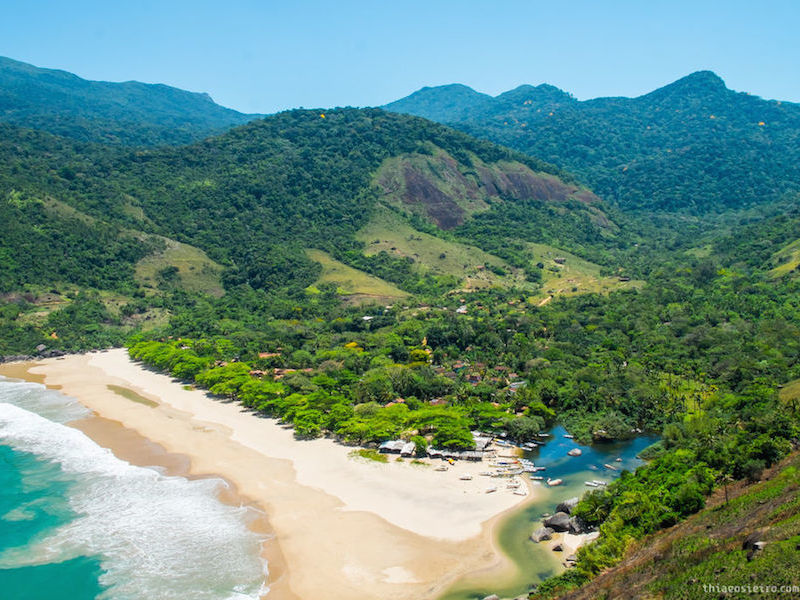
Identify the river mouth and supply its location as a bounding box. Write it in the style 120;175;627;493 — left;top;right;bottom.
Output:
439;425;659;600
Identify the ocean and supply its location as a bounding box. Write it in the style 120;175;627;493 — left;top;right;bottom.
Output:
0;376;268;600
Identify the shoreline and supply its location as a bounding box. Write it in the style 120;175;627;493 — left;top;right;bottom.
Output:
0;350;537;600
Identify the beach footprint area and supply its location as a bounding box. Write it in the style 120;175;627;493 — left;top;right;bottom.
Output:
1;350;535;600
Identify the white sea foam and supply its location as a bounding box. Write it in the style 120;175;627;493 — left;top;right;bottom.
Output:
0;380;268;600
0;375;90;423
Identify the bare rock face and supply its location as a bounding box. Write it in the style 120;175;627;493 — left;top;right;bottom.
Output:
531;526;555;543
544;511;571;532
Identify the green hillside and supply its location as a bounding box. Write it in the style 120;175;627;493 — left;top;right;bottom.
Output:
0;61;798;600
356;206;527;290
135;237;225;297
385;72;800;215
0;108;624;354
535;452;800;600
769;237;800;279
305;249;408;301
0;56;258;145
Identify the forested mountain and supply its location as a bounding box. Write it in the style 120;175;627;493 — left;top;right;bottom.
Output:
1;59;799;600
0;109;613;295
0;56;258;145
385;72;800;213
1;107;623;351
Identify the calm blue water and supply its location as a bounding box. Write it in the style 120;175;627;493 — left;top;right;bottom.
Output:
0;377;268;600
441;425;659;600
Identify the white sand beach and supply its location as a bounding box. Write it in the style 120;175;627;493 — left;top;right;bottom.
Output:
3;349;536;600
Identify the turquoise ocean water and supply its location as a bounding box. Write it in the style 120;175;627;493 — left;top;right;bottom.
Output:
0;376;268;600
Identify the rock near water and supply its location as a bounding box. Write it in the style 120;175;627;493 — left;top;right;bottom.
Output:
543;511;571;532
556;497;579;515
531;526;554;543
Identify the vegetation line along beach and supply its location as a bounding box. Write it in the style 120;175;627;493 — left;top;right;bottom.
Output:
1;37;799;600
3;351;536;600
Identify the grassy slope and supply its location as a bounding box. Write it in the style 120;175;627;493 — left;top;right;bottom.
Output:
769;238;800;279
135;237;225;297
529;243;643;300
356;206;531;290
780;378;800;411
551;452;800;600
305;248;408;301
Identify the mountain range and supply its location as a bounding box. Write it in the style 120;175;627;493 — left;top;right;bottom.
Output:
0;56;259;145
0;56;799;600
385;71;800;213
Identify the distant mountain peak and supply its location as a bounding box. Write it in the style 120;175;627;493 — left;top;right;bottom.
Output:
495;83;574;106
644;70;729;101
383;84;492;123
0;55;259;145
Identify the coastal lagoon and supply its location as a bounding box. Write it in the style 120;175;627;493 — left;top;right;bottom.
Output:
441;426;658;600
0;377;267;600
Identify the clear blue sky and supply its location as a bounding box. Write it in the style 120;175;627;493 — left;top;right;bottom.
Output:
3;0;798;114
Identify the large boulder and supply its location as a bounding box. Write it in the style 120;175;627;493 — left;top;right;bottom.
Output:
556;497;580;515
569;516;586;535
544;511;571;532
531;526;554;543
482;595;500;600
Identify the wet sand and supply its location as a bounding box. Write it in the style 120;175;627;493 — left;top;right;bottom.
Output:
2;350;537;600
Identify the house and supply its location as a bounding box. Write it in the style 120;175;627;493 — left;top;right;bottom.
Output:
400;442;416;457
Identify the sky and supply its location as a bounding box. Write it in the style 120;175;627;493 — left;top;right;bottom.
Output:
2;0;799;114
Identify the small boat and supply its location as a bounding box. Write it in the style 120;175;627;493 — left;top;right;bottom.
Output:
592;480;608;486
547;478;564;486
530;475;544;480
459;474;473;481
585;481;599;487
567;448;582;457
513;487;529;496
615;458;623;462
479;471;493;476
531;466;546;472
563;434;574;439
485;487;497;493
434;465;448;472
603;463;618;471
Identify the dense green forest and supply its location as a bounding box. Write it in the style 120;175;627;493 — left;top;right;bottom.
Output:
385;71;800;214
1;67;799;599
0;56;258;145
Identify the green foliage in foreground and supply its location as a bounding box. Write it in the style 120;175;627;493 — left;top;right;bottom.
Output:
532;388;798;598
535;452;800;599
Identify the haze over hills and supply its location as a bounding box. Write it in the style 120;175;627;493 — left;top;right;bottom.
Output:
0;56;260;145
385;71;800;214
